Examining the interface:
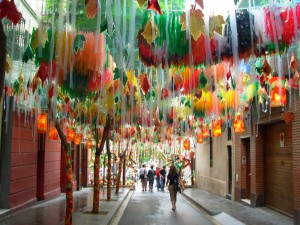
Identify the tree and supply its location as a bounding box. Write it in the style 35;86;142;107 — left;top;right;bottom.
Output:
92;115;112;213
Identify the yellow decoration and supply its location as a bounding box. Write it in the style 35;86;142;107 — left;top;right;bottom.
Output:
209;15;225;37
136;0;147;7
180;9;205;41
242;74;250;86
49;123;58;140
31;28;49;50
141;18;160;45
5;54;12;74
202;123;210;138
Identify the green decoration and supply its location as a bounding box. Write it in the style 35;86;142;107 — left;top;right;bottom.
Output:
114;93;120;103
199;70;207;89
122;73;128;86
113;67;121;80
185;98;192;108
22;46;34;63
180;95;186;104
73;34;86;53
231;78;236;90
100;19;108;33
13;79;20;94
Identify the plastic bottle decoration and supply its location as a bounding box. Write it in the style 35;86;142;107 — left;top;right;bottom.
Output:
212;119;222;137
74;133;82;145
269;77;286;107
66;128;75;142
233;114;245;133
183;138;190;150
196;131;203;144
86;140;93;149
202;123;210;138
49;123;58;140
37;113;47;133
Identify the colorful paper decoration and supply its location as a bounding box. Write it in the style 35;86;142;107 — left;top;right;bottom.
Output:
233;114;245;133
202;123;210;138
183;138;190;150
66;128;75;142
212;120;222;137
269;77;286;107
196;131;203;144
37;113;48;133
49;124;58;140
86;0;98;19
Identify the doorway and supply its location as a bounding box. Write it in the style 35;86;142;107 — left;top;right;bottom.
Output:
227;146;232;198
241;138;251;205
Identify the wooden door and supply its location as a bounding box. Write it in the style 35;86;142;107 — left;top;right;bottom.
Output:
246;139;250;199
264;122;293;217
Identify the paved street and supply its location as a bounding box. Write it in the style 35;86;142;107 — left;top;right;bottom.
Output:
117;184;214;225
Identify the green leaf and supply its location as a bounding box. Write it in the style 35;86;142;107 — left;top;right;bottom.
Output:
22;46;34;63
73;34;86;53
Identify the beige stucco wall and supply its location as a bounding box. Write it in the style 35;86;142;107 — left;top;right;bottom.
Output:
195;128;234;198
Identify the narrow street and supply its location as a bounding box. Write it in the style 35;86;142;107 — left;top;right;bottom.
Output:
116;185;214;225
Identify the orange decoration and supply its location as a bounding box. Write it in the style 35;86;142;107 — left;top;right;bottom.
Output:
66;129;75;142
49;124;58;140
183;138;191;150
269;77;286;107
86;140;93;149
212;120;222;137
202;123;210;138
196;131;203;143
37;113;47;133
74;133;82;145
233;115;245;133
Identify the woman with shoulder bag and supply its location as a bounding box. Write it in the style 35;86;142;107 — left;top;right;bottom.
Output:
166;165;180;210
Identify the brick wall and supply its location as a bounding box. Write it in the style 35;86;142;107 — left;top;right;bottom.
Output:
10;113;37;209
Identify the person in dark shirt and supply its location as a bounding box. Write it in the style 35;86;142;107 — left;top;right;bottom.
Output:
166;165;180;210
159;166;166;191
147;165;155;192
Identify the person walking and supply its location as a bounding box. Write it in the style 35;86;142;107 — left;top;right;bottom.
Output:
147;165;155;191
139;164;147;191
159;166;166;191
155;167;161;190
166;165;180;210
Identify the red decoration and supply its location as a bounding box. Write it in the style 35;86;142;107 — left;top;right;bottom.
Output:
37;61;56;82
0;0;22;25
37;113;47;133
183;138;190;150
147;0;162;15
212;120;221;137
138;73;151;94
280;8;295;45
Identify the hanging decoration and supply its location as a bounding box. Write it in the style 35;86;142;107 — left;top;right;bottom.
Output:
183;138;190;150
49;124;58;140
212;119;222;137
37;113;48;133
269;77;286;107
202;123;210;138
233;114;245;133
196;131;203;144
66;128;75;142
